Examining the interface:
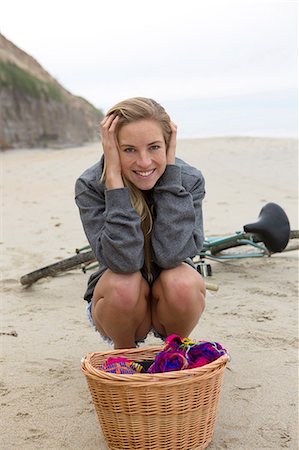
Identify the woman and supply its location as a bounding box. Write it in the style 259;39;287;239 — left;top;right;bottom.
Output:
75;97;206;348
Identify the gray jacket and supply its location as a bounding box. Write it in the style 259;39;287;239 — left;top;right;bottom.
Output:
75;156;205;301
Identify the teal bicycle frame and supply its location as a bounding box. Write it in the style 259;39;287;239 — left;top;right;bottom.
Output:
198;231;270;261
76;230;270;276
77;202;293;271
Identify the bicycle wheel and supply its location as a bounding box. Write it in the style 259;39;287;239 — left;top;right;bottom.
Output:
20;250;95;286
283;229;299;252
290;230;299;239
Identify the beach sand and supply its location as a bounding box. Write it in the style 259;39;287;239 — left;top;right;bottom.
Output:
1;137;298;449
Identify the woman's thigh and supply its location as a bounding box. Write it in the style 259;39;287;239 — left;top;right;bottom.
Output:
150;263;205;333
91;269;151;339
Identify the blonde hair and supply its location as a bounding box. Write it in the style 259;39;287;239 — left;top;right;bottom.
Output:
101;97;172;275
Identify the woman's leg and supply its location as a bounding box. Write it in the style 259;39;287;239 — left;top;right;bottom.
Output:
151;263;205;338
91;270;151;349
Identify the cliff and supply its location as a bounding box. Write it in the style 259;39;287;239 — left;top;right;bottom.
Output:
0;34;104;149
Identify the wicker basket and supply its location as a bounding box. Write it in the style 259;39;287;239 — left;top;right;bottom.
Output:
81;345;228;450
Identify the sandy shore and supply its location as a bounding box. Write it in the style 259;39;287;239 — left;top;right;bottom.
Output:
1;137;298;449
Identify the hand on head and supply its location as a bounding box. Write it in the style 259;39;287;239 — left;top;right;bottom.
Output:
166;122;178;165
100;114;124;189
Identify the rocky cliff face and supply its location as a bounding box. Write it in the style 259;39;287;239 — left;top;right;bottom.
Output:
0;34;104;149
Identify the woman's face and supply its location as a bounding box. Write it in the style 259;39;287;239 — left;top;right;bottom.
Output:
118;119;167;191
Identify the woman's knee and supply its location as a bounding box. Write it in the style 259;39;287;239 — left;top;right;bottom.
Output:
94;270;146;313
157;266;205;313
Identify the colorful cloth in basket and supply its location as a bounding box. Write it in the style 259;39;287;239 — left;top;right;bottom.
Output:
98;335;228;374
99;357;143;374
147;334;227;373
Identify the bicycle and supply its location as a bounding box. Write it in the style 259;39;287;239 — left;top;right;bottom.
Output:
20;202;298;288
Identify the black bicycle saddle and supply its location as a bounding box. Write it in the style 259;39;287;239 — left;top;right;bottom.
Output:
243;202;290;253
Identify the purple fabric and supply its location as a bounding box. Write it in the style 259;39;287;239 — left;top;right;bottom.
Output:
98;335;228;375
148;335;227;373
187;341;227;368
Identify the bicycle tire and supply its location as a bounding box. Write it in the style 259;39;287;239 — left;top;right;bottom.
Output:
21;229;299;286
20;250;95;286
209;230;299;256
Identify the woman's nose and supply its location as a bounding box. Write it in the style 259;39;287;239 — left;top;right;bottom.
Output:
137;152;151;167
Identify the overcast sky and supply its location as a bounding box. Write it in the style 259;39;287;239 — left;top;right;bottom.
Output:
1;0;297;136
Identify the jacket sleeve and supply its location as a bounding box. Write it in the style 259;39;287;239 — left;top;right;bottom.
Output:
151;164;205;268
75;179;144;273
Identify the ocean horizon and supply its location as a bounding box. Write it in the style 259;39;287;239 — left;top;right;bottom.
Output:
162;88;298;139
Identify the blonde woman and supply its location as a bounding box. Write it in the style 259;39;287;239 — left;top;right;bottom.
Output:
75;97;206;349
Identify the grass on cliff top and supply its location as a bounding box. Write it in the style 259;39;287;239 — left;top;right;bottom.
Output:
76;95;104;117
0;60;63;101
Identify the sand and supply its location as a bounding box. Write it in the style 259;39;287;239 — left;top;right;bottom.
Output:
1;137;298;449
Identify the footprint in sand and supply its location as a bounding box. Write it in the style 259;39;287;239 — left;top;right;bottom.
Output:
16;411;31;418
24;429;47;442
258;425;292;447
250;310;275;322
0;382;10;397
246;287;287;297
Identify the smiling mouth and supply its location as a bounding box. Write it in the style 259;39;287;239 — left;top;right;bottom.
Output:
134;169;155;178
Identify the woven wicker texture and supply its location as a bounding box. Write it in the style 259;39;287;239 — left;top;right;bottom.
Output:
81;346;228;450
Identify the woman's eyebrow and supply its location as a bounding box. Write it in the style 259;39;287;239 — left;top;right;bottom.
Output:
119;143;136;148
148;140;163;145
120;140;163;148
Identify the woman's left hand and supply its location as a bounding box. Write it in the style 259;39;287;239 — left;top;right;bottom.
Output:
166;122;178;164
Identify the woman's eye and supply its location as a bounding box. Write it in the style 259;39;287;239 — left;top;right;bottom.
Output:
150;145;160;151
124;147;135;153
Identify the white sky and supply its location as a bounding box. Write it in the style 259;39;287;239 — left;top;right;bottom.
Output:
1;0;297;114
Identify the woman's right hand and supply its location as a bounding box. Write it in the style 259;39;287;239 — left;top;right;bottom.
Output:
100;114;124;189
